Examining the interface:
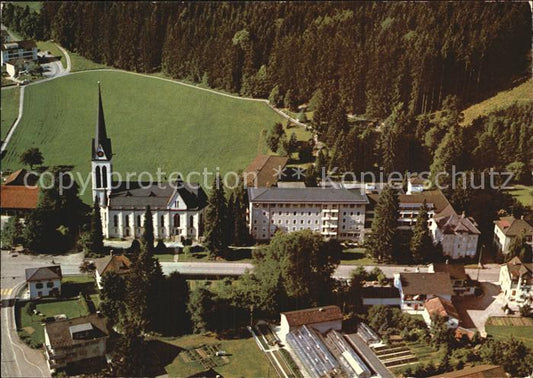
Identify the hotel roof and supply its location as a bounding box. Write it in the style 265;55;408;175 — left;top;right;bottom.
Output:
248;187;368;203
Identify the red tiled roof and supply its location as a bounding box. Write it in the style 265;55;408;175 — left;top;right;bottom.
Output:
3;169;38;186
0;185;39;209
494;216;533;237
281;306;343;327
94;255;131;276
244;155;289;187
424;296;460;320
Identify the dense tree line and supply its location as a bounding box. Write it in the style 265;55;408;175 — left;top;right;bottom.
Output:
3;2;530;118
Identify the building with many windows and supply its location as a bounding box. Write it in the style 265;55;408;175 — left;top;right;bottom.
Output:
90;83;207;241
247;187;369;241
1;39;38;65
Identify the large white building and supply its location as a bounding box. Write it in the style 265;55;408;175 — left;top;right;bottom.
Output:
429;212;480;259
247;187;369;241
499;256;532;306
1;39;38;65
90;83;207;241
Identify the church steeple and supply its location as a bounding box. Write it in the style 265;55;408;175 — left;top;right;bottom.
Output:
92;82;112;161
91;82;113;206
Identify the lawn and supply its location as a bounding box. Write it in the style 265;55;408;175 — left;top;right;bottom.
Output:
19;297;91;346
1;70;285;202
485;316;533;349
12;2;42;12
340;248;374;265
505;185;532;208
18;274;96;347
68;51;109;72
1;87;20;141
460;79;532;126
159;333;272;377
36;40;66;69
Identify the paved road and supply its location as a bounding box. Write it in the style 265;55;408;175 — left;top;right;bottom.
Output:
159;261;501;282
1;282;49;378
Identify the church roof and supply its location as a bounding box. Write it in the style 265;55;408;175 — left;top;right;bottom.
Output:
108;181;207;210
92;82;112;161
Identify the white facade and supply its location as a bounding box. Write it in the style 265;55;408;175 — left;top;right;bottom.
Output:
28;279;61;299
393;273;452;312
250;202;366;241
430;221;479;259
499;258;532;306
102;207;202;241
1;41;38;65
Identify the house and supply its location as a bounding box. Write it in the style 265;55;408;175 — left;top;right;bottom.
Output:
243;154;289;188
280;305;343;339
499;256;532;305
365;183;480;260
90;83;207;241
1;169;40;220
248;187;368;242
5;58;35;77
94;254;131;289
428;263;476;296
429;364;507;378
1;40;38;65
429;212;480;259
44;314;110;372
393;272;454;311
360;286;401;307
422;296;460;329
25;266;62;299
493;216;533;255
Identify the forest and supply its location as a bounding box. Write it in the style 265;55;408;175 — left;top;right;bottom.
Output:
2;2;531;118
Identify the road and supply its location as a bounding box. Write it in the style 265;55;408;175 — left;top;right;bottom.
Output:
159;261;501;282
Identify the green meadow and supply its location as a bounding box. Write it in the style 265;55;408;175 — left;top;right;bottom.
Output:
1;70;285;200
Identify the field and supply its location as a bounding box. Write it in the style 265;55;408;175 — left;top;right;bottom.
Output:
505;185;533;208
68;51;108;72
1;70;285;201
460;79;533;126
485;316;533;349
158;333;272;377
1;87;20;140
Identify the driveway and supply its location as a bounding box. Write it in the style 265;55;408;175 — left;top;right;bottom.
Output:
453;282;506;336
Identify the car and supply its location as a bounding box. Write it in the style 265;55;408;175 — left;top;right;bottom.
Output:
215;351;228;356
11;254;18;257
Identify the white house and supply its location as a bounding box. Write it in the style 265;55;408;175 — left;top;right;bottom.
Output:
1;40;38;65
493;216;533;255
90;83;207;242
94;254;131;289
44;314;109;372
279;305;343;340
499;256;532;306
430;212;480;259
248;187;368;242
25;266;62;299
394;272;453;312
422;296;460;329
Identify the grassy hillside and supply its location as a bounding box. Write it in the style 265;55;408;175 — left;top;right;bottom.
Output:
1;87;20;141
1;71;285;200
460;79;533;126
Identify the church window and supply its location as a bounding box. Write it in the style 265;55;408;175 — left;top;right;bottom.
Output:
125;215;130;227
160;215;165;227
102;166;108;188
113;215;118;227
174;214;180;227
137;215;141;227
95;166;102;188
190;215;193;225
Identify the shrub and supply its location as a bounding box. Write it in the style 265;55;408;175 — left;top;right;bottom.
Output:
128;239;141;254
182;238;193;246
183;246;192;255
155;239;167;252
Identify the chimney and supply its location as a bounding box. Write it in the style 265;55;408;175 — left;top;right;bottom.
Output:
110;249;113;256
446;259;449;265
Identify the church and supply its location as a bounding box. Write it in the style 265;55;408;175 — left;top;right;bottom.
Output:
90;83;207;241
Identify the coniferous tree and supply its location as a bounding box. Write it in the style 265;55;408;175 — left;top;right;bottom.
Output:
410;202;435;263
141;206;154;252
100;272;126;325
89;199;104;253
204;175;228;257
366;186;400;262
112;323;148;377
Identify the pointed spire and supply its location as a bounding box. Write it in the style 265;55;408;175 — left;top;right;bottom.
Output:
92;82;112;160
96;81;108;142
